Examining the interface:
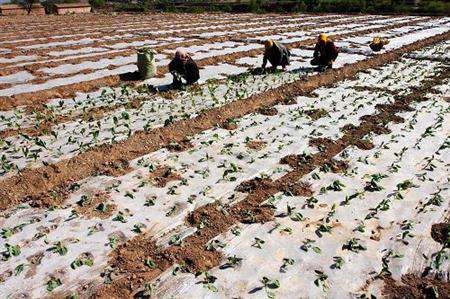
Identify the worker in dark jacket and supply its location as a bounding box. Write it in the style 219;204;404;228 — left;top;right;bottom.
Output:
310;33;339;71
169;50;200;88
369;36;389;52
262;39;290;71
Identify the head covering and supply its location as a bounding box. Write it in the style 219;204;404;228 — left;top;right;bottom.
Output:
175;49;189;63
318;33;327;43
372;37;381;45
264;39;274;49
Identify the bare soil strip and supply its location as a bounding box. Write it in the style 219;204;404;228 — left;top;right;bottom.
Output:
90;62;449;299
0;31;448;212
383;274;450;299
0;19;428;112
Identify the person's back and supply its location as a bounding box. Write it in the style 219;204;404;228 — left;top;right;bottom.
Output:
262;39;290;71
369;37;389;52
311;33;338;69
184;57;200;84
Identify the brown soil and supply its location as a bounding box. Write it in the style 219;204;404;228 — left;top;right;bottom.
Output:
353;85;399;96
304;108;329;120
354;139;375;150
431;222;449;246
246;140;267;150
321;159;349;173
74;191;116;220
257;106;278;116
277;97;297;105
220;120;238;130
235;177;277;194
310;137;336;151
0;30;448;213
148;166;182;188
279;181;313;197
166;140;193;152
383;274;450;299
99;159;132;177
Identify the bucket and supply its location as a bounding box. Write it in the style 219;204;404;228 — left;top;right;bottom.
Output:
137;47;157;79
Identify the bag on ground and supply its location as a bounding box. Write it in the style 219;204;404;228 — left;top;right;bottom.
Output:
137;47;157;79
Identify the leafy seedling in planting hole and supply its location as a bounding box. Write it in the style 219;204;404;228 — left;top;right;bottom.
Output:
231;226;241;236
172;262;187;276
342;238;366;253
252;237;266;249
221;255;243;269
301;239;321;254
71;254;94;270
145;196;156;206
48;241;68;256
305;196;318;208
341;192;361;206
324;180;345;192
280;258;295;273
316;224;333;237
124;191;134;199
47;277;62;292
201;271;218;292
432;247;449;270
108;235;120;249
101;267;115;284
77;194;91;207
243;209;258;223
144;258;158;269
314;270;329;290
14;263;25;276
96;202;108;213
354;223;366;233
330;256;344;270
136;282;156;298
396;180;417;191
365;173;387;192
279;226;293;235
112;212;127;223
132;223;146;234
206;240;226;252
1;228;13;239
169;234;182;246
260;276;280;298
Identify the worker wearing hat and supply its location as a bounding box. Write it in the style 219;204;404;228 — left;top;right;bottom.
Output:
310;33;339;71
262;39;291;71
369;36;390;52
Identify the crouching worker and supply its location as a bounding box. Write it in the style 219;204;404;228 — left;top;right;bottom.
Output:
310;33;339;71
369;37;389;52
169;50;200;89
262;39;290;71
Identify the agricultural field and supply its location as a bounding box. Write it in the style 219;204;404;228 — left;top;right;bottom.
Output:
0;12;449;299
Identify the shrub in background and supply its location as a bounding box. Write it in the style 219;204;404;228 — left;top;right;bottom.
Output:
89;0;105;9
